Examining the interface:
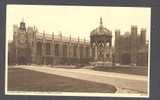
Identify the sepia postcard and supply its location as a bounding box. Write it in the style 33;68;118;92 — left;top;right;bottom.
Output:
5;4;151;97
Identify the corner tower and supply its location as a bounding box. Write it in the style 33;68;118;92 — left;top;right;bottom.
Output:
13;19;31;65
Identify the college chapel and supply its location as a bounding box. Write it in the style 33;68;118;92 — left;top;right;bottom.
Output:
8;18;148;66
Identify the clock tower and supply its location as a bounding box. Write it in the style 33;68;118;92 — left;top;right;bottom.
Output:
18;20;27;47
13;20;31;64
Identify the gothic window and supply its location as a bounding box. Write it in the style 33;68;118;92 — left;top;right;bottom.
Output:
73;46;77;57
45;43;51;55
63;45;67;57
80;46;83;59
36;42;42;55
55;44;59;56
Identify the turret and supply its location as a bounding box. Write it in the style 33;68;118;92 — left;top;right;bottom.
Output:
115;30;120;46
115;29;120;38
100;17;103;27
131;25;138;36
19;19;26;31
140;28;146;45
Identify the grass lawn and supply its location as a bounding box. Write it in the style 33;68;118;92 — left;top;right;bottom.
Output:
8;68;116;93
92;66;148;76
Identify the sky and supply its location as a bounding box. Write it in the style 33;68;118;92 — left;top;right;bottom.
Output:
6;5;151;42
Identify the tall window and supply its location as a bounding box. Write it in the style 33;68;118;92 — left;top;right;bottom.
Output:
80;46;83;59
73;46;77;57
63;45;67;57
55;44;59;56
45;43;51;55
36;42;42;55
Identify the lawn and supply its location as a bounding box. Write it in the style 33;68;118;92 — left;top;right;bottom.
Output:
92;66;148;76
8;68;116;93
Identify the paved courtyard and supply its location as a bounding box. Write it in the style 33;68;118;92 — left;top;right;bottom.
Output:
11;65;148;95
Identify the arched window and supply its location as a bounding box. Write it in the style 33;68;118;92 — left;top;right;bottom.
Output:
36;42;42;55
55;44;59;56
73;45;77;58
80;46;83;59
45;43;51;55
63;45;67;57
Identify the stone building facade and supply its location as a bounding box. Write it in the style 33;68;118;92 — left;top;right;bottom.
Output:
114;26;148;66
12;20;92;65
9;18;148;66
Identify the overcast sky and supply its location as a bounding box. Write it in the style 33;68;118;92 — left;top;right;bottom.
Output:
6;5;151;42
